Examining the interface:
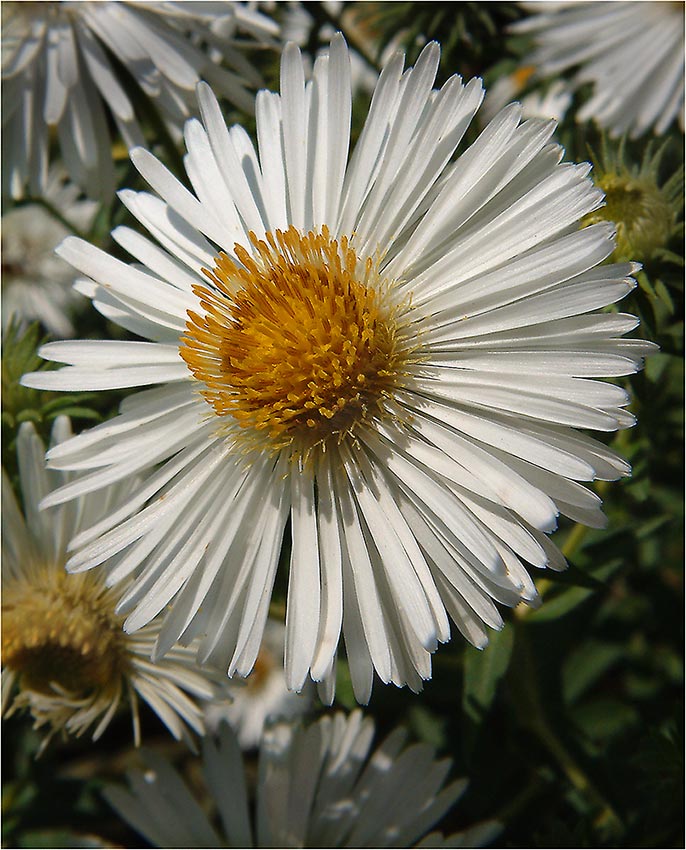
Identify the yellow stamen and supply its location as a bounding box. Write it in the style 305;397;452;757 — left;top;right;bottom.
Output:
181;226;415;458
512;65;536;91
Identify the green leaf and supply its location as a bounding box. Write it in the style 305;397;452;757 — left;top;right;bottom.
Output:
654;279;675;314
40;394;99;414
562;641;626;704
541;561;607;591
573;697;639;741
644;351;673;383
634;513;672;539
528;560;623;622
462;623;514;724
653;247;685;266
17;831;111;849
638;271;657;297
408;705;447;749
46;407;102;422
334;659;357;711
633;723;683;802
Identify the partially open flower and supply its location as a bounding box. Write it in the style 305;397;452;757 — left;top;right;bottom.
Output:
105;710;502;848
2;418;218;750
583;139;684;264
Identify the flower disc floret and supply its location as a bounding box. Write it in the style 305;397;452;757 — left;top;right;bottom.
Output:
181;226;412;455
2;569;128;696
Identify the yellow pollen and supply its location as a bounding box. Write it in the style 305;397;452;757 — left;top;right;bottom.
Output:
2;567;128;697
512;65;536;91
180;226;413;456
244;646;275;694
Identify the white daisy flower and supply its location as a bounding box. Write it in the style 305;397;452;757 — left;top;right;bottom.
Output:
204;619;312;749
2;417;218;749
480;67;572;127
512;1;685;138
2;0;279;200
23;36;655;704
105;709;502;848
2;168;98;337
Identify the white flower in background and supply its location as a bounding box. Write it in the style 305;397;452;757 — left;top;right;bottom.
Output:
2;0;279;200
1;417;218;749
204;619;312;749
280;1;381;97
2;168;98;337
24;36;655;704
512;1;685;138
520;80;573;125
105;710;502;848
480;67;572;127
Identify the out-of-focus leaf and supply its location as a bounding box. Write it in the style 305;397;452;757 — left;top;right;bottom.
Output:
573;698;640;741
528;560;623;622
562;642;626;704
334;659;357;711
17;831;115;849
40;394;101;415
653;247;685;266
654;279;675;313
644;351;672;382
463;623;514;724
633;513;672;539
47;407;102;422
2;781;38;844
408;705;447;750
633;723;683;803
542;562;607;591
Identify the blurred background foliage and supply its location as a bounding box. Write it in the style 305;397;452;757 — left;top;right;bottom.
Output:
2;2;683;848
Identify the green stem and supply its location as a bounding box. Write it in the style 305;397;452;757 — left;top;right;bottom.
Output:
491;773;543;825
517;474;615;619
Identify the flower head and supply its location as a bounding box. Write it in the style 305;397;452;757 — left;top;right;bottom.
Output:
23;36;656;703
480;67;572;127
2;0;279;199
2;418;218;749
105;710;501;848
512;1;685;138
583;139;684;265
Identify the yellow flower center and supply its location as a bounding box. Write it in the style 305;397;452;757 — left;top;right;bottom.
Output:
181;226;414;458
2;567;128;698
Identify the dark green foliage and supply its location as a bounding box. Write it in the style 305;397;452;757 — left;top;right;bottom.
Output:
350;2;524;82
1;323;103;479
